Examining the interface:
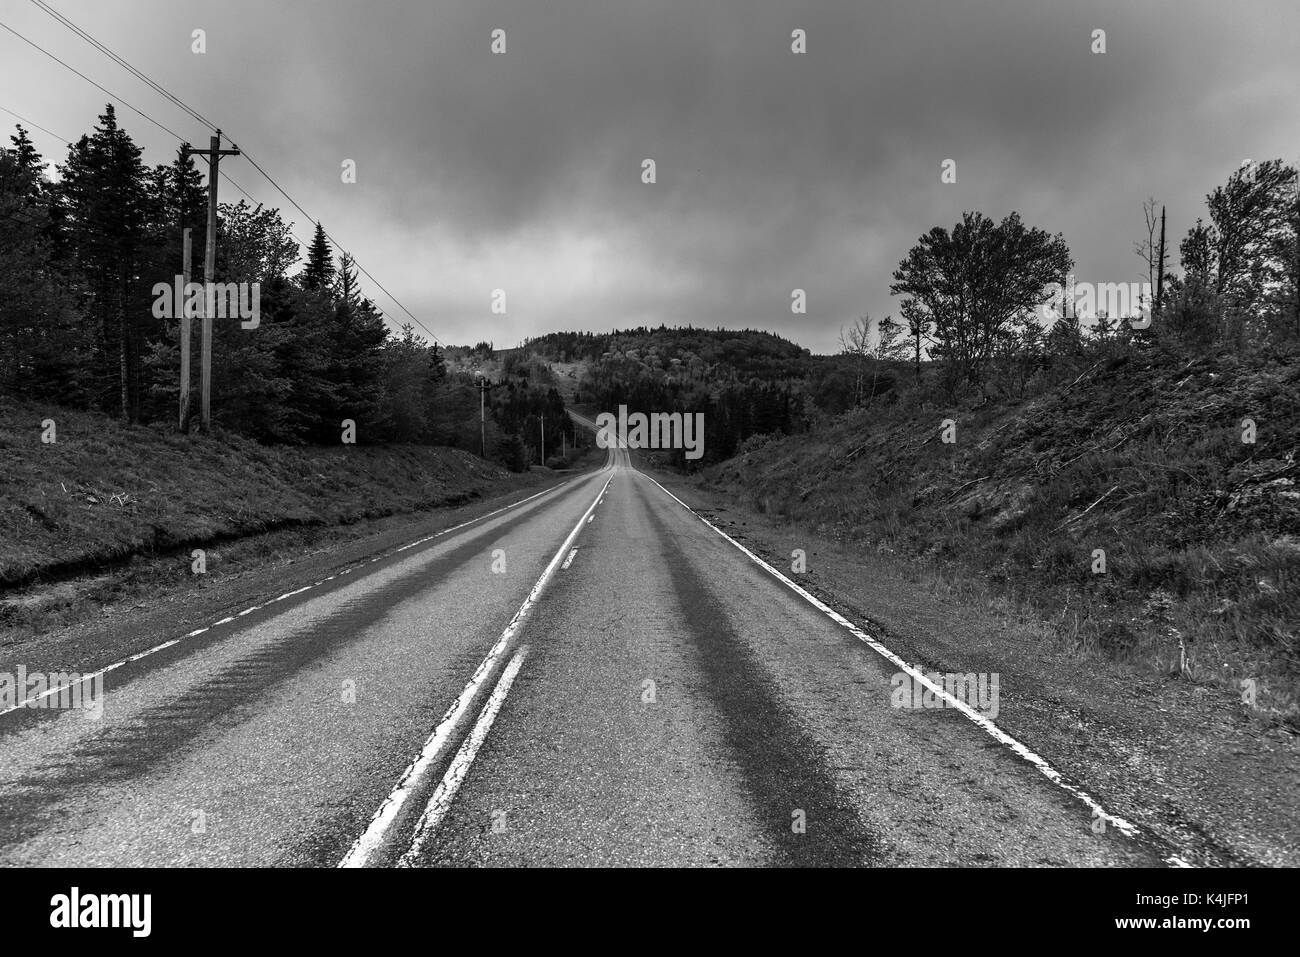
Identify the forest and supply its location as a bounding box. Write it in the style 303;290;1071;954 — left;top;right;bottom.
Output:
0;105;564;470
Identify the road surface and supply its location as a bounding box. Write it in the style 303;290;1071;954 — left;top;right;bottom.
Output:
0;436;1162;867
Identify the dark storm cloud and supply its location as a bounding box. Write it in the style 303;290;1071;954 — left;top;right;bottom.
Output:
7;0;1298;351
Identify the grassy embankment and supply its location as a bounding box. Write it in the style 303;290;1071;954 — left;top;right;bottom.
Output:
0;396;542;631
702;347;1300;722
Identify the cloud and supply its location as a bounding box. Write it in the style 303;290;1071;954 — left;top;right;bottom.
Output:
6;0;1298;352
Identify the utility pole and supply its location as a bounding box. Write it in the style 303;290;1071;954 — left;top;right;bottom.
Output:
181;131;240;433
540;415;545;464
476;373;488;457
179;226;192;432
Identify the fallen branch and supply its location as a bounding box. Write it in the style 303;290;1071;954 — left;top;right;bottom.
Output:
945;475;991;502
1055;432;1134;473
1058;360;1105;396
1052;484;1121;533
843;442;870;461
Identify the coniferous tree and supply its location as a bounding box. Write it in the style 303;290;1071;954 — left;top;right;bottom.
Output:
0;130;89;401
5;126;44;196
302;221;334;291
336;251;361;313
56;104;156;420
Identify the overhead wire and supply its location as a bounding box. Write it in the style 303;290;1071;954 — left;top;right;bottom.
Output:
15;1;444;345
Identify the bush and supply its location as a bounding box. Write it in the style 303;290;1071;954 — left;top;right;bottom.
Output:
493;433;528;472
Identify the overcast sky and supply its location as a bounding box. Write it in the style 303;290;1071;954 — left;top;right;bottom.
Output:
4;0;1298;353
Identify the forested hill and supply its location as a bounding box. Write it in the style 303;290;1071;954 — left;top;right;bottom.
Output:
526;326;890;465
528;327;813;379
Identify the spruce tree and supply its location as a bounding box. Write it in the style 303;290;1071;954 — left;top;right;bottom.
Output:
56;104;154;420
302;221;334;291
7;126;44;197
336;251;361;313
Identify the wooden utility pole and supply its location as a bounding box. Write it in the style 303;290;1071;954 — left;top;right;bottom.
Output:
540;415;545;464
181;131;240;433
179;226;192;431
476;374;488;457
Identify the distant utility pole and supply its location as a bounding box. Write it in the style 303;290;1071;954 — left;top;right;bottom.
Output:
181;131;240;434
476;374;488;457
179;226;192;432
540;415;545;464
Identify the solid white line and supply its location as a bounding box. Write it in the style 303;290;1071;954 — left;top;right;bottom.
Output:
0;480;576;720
338;472;612;867
398;645;530;866
640;472;1145;841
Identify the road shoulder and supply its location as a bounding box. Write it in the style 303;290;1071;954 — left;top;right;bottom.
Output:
650;469;1300;867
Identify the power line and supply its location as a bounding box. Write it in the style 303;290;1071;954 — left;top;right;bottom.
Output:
14;4;444;346
1;103;308;282
228;149;444;345
1;102;425;345
30;0;218;134
0;104;70;144
0;19;190;143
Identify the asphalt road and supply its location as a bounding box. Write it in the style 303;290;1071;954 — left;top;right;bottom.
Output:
0;437;1162;867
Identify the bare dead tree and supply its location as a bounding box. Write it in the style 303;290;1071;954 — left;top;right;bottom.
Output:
1135;197;1160;314
839;314;871;407
1156;204;1167;319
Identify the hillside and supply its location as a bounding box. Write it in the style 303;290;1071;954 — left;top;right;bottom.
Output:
0;395;529;593
526;326;869;464
699;345;1300;719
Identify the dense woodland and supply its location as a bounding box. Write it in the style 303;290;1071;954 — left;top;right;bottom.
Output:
0;106;565;470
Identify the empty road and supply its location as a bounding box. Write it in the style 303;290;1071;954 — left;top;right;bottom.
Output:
0;438;1162;867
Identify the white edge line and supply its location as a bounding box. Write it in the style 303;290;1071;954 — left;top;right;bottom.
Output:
0;480;575;719
641;473;1148;843
398;645;530;866
338;473;612;867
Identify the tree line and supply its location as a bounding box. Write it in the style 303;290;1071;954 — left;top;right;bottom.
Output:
0;105;560;469
527;158;1298;466
5;108;1293;469
882;160;1300;397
